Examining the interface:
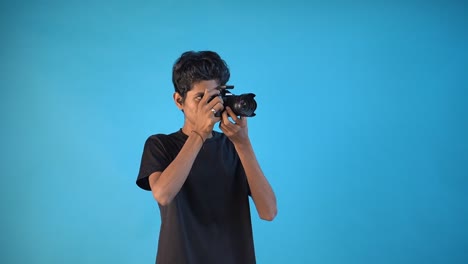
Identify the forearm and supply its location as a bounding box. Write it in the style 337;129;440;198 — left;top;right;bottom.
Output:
235;140;277;221
151;133;203;205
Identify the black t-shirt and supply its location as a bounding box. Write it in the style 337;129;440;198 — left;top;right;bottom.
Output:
137;129;256;264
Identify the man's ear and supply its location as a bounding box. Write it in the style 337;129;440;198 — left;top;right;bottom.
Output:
173;92;183;110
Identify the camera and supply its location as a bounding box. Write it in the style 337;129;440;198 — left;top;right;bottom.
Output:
212;85;257;117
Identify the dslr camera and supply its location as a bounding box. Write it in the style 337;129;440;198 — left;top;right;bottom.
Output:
212;85;257;117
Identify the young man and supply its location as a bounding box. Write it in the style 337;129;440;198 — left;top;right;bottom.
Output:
136;50;277;264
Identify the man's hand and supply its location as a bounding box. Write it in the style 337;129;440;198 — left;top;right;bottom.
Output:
219;106;249;144
194;88;224;139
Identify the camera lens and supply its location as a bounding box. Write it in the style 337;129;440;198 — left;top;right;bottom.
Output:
230;93;257;117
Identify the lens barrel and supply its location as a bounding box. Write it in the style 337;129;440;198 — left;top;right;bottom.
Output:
223;93;257;117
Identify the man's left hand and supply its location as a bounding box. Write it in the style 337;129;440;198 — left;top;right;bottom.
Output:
219;107;249;144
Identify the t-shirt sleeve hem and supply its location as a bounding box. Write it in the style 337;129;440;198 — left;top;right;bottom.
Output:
136;175;152;191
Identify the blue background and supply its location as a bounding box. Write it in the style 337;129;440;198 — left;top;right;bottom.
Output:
1;1;467;263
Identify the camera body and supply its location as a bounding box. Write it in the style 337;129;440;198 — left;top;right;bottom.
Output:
213;85;257;117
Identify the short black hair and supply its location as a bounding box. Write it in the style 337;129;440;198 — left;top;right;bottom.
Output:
172;51;230;100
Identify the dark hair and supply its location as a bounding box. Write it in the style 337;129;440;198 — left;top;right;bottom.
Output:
172;51;230;101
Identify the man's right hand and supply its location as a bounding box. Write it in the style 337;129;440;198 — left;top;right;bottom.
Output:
193;88;224;139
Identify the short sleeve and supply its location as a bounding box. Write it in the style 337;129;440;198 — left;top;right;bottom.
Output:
136;135;171;191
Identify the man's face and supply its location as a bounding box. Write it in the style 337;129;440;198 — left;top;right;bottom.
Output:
178;79;221;123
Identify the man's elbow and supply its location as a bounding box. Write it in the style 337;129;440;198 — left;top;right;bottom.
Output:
260;208;277;221
152;188;172;206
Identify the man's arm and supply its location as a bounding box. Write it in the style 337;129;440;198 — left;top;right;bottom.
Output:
220;107;277;221
235;139;278;221
149;88;223;205
148;132;204;206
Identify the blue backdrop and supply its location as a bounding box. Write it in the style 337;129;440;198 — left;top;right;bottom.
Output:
1;1;467;263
